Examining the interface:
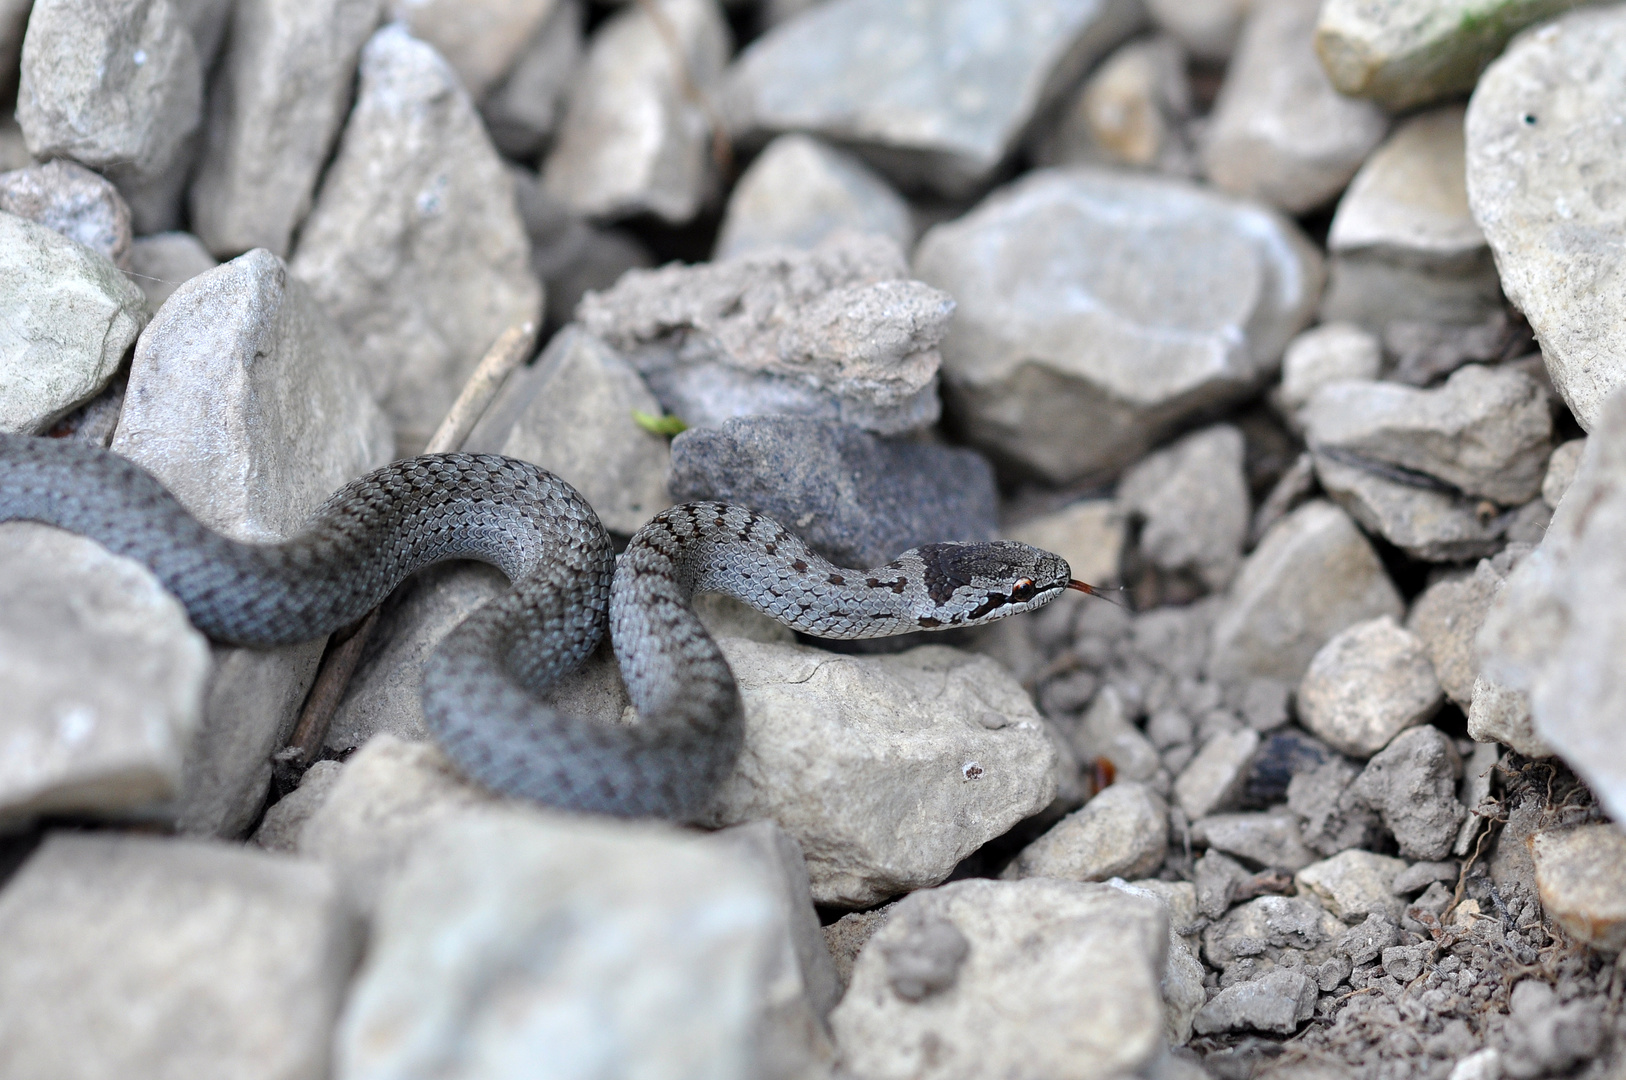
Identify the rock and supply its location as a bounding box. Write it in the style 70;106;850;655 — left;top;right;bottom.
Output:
0;159;131;266
578;232;951;436
1073;685;1164;787
190;0;383;259
291;24;543;454
714;134;913;261
1464;7;1626;432
824;905;893;993
1202;894;1343;975
1273;322;1382;420
1108;880;1207;1047
509;166;652;326
1466;675;1548;758
723;0;1146;198
1244;729;1333;805
0;522;210;826
1118;424;1249;592
1406;565;1499;708
1452;1049;1503;1080
0;832;358;1079
1542;438;1585;510
1320;107;1503;330
1209;501;1403;686
1009;781;1168;882
1335;911;1402;966
667;416;996;569
1305;366;1553;507
387;0;563;100
1314;0;1591;111
1004;499;1125;592
1174;728;1259;821
1350;725;1466;861
1193;968;1318;1036
1193;810;1316;872
466;327;671;534
1499;979;1606;1080
914;167;1322;483
1194;849;1248;919
1029;35;1194;176
703;641;1057;907
16;0;202;187
0;211;148;435
1456;738;1499;857
1529;826;1626;953
1296;616;1443;758
1295;849;1408;923
1391;860;1457;896
541;0;730;224
1313;452;1509;563
252;758;344;853
480;0;582;162
126;230;218;309
830;878;1169;1080
333;808;801;1080
1288;757;1382;857
0;0;29;93
1200;0;1388;214
1146;0;1248;59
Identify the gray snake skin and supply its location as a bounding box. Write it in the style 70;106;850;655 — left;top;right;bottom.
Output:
0;433;1094;819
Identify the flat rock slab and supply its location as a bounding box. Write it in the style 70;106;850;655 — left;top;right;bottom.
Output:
724;0;1145;198
914;166;1321;483
1009;780;1168;882
1465;6;1626;432
0;832;358;1080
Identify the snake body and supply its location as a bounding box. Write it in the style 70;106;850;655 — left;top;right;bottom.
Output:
0;433;1079;819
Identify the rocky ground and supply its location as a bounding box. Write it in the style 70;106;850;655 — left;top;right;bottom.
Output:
2;0;1626;1078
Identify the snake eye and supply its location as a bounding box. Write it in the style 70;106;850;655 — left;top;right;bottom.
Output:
1011;578;1037;602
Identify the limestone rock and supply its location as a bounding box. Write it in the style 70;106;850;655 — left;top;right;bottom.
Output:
1202;893;1344;975
1542;438;1585;510
1406;566;1499;708
1146;0;1249;59
1274;322;1382;420
1010;781;1169;882
914;167;1322;483
1530;826;1626;953
724;0;1146;198
0;523;210;827
126;230;217;309
292;24;543;454
1174;729;1259;821
1297;616;1443;758
0;159;132;266
1350;725;1465;861
1466;675;1549;759
1313;452;1509;563
1295;849;1409;923
1193;968;1317;1036
1193;810;1316;872
387;0;563;100
480;0;582;161
1118;424;1249;592
1030;35;1194;176
0;211;147;435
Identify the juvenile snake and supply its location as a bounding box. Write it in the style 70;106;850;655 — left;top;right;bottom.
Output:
0;434;1095;819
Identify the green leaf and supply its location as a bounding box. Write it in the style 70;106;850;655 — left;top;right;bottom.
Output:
632;409;688;436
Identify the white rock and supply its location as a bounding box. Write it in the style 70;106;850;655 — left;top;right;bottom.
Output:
0;523;210;826
1118;424;1249;591
703;641;1058;907
126;230;217;309
1466;674;1549;759
1530;825;1626;953
481;0;582;161
0;158;133;266
1174;729;1259;821
542;0;730;223
1030;35;1194;176
1295;849;1408;922
1542;438;1585;510
1009;781;1169;882
1274;323;1383;421
1297;616;1443;758
714;133;913;261
1193;810;1316;872
0;832;358;1079
829;878;1169;1080
252;757;344;853
1312;452;1509;564
1465;7;1626;432
1146;0;1249;59
0;211;148;435
387;0;563;100
1201;0;1389;214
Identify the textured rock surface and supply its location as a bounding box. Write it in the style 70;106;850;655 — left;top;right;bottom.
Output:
479;0;581;161
0;159;132;266
1274;322;1383;419
0;833;358;1080
542;0;730;223
1466;674;1546;758
1297;617;1443;758
578;233;951;436
1350;725;1466;860
190;0;383;258
0;211;148;435
667;415;998;568
914;167;1322;482
126;230;218;309
291;24;543;453
702;641;1058;907
0;523;210;826
1194;968;1317;1035
1174;729;1260;821
1295;849;1409;922
1030;35;1194;176
724;0;1146;198
714;133;913;261
1313;452;1511;563
1406;565;1500;708
1010;781;1168;882
1465;7;1626;432
830;878;1169;1080
1530;826;1626;953
1192;810;1316;872
1201;0;1388;214
1118;424;1249;592
387;0;564;100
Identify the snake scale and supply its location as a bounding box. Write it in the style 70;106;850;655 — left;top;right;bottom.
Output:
0;433;1096;820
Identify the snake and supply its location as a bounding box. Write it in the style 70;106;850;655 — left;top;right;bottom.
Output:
0;433;1101;820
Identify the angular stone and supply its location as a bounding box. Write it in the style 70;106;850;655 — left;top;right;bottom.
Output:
1193;968;1317;1036
578;232;951;436
1297;616;1443;758
0;523;210;826
830;878;1168;1080
1530;826;1626;953
509;166;652;326
1004;499;1124;592
1466;675;1548;758
1009;781;1168;882
252;757;344;853
1274;322;1382;420
1321;106;1502;330
1146;0;1249;59
1202;894;1343;973
1193;810;1316;872
1313;452;1509;563
702;641;1058;907
126;229;217;309
1209;501;1403;686
1543;438;1585;510
714;134;913;261
542;0;730;224
1351;725;1466;861
1465;8;1626;432
334;809;792;1080
190;0;383;258
292;24;543;454
1072;685;1162;787
1288;757;1382;858
480;0;582;161
724;0;1146;198
667;415;997;569
1201;0;1388;214
1295;849;1409;923
16;0;202;185
0;832;358;1080
1029;35;1194;176
1118;424;1249;592
1109;879;1207;1047
1174;728;1259;821
1407;568;1498;709
0;159;132;266
914;167;1322;483
388;0;563;99
0;211;148;435
1305;366;1553;507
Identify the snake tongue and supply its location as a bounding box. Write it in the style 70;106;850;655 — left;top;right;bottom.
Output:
1067;579;1128;608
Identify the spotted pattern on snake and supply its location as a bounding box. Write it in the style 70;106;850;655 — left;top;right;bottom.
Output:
0;433;1079;820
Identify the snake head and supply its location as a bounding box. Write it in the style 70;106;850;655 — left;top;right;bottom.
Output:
908;541;1076;626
